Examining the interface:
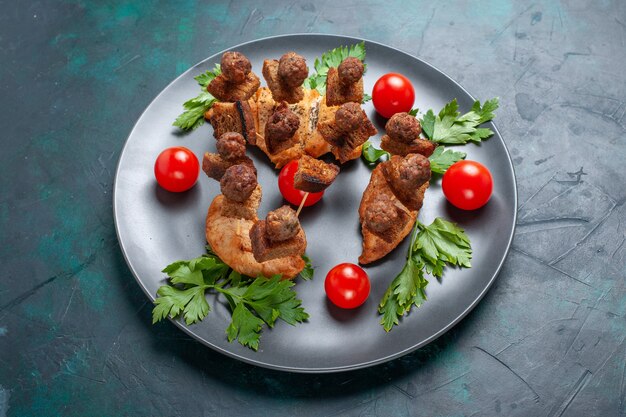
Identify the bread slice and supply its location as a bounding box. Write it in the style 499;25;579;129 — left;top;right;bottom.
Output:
249;220;307;263
325;66;364;106
202;152;256;181
207;72;261;102
262;59;304;104
380;134;436;158
220;184;262;221
205;101;256;144
358;164;429;264
206;194;305;279
294;155;340;193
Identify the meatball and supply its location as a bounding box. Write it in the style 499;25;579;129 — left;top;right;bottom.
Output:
390;154;431;189
365;194;399;233
278;52;308;88
216;132;246;161
335;102;363;132
338;57;364;84
220;51;251;84
220;164;257;202
266;205;300;242
385;113;422;143
266;103;300;141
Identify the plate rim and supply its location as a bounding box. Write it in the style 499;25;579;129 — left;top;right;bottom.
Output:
113;33;518;374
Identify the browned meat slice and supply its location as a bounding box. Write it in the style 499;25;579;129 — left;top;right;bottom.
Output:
207;71;260;102
249;206;307;263
206;192;305;279
293;155;340;193
317;102;377;163
220;164;258;203
206;101;256;144
265;102;300;154
380;135;436;157
381;154;431;211
325;57;365;106
262;59;305;104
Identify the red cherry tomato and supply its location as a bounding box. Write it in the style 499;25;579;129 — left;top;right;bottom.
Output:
278;160;324;207
154;147;200;192
372;73;415;118
442;160;493;210
325;263;370;309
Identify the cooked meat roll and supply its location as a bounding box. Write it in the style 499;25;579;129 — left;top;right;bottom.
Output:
382;154;431;210
335;102;363;132
221;52;252;84
293;155;340;193
385;113;422;143
338;57;364;85
266;206;300;242
364;194;399;233
278;52;308;88
249;205;307;263
220;164;258;202
265;102;300;154
216;132;247;161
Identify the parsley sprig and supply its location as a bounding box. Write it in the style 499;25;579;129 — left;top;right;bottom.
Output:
421;98;499;144
303;42;367;96
173;65;221;131
152;247;312;350
379;218;472;331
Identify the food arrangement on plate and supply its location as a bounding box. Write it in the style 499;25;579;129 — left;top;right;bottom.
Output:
150;42;499;350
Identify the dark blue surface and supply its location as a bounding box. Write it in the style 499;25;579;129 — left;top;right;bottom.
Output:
1;1;625;416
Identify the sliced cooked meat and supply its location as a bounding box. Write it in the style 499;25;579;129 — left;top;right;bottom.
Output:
364;194;399;233
216;132;247;161
338;57;364;85
278;52;308;88
266;206;300;242
220;51;251;84
293;155;340;193
380;134;436;157
385;113;422;143
220;164;257;202
265;102;300;154
335;102;363;132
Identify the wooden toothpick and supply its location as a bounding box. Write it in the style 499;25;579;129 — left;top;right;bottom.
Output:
295;192;309;217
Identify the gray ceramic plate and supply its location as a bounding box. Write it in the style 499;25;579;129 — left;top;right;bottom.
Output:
114;34;517;373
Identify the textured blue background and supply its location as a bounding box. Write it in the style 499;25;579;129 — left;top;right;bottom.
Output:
1;0;625;416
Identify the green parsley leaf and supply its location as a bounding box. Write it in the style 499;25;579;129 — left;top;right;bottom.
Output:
420;98;499;145
428;146;467;174
362;93;372;103
300;254;314;280
152;249;310;351
361;141;390;164
378;218;472;331
304;41;367;95
408;108;419;116
226;303;264;350
173;65;221;131
415;218;471;277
